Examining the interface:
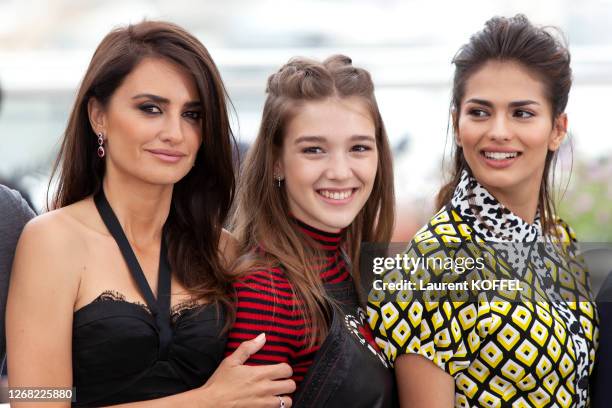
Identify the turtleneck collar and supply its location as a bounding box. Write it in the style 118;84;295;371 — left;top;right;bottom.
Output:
292;217;343;251
450;170;542;242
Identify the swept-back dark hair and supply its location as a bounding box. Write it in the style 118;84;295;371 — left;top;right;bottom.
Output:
438;14;571;233
50;20;236;313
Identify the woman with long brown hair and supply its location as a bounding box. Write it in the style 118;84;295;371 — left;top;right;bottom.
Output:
368;15;599;407
226;55;397;407
7;21;294;407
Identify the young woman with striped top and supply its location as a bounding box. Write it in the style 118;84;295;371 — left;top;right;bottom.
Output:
226;55;397;407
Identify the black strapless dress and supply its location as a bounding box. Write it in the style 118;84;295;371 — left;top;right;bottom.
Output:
71;191;226;407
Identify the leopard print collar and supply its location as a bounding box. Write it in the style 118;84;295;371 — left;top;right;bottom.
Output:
450;170;541;242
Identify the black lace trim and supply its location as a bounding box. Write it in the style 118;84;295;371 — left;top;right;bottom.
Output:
170;299;202;324
92;290;204;323
93;290;151;313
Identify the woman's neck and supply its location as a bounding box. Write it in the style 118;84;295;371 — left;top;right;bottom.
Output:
102;168;173;249
292;217;343;251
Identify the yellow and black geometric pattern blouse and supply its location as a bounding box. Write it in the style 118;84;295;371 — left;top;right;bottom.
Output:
367;171;599;408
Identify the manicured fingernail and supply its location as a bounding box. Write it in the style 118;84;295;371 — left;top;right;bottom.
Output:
255;332;266;344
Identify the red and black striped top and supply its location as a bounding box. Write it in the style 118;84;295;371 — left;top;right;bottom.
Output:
225;219;350;387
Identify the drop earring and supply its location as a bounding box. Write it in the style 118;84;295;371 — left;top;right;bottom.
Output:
275;175;283;188
97;133;105;158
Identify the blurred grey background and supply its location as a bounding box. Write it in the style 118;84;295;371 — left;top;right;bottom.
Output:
0;0;610;288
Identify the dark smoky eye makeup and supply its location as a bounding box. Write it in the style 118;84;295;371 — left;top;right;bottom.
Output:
137;103;162;114
182;110;202;120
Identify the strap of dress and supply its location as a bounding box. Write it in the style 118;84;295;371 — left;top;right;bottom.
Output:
94;189;172;360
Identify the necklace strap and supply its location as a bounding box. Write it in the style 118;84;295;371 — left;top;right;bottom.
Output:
94;189;172;360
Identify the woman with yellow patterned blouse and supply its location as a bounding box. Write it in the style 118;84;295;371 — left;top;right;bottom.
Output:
368;15;599;408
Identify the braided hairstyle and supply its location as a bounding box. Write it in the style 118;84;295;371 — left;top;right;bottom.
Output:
231;55;395;344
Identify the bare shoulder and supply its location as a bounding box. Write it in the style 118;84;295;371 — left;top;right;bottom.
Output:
14;199;96;287
7;203;87;389
21;200;91;250
219;228;239;271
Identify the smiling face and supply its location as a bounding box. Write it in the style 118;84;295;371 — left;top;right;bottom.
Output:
276;97;378;233
89;57;203;186
456;60;566;204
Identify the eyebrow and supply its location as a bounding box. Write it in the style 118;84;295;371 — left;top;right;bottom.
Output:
508;100;540;108
465;98;540;108
350;135;376;142
294;134;375;144
132;93;201;108
294;136;326;144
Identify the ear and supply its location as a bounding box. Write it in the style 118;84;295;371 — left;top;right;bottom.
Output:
548;113;568;151
451;110;462;147
273;160;284;179
87;98;107;137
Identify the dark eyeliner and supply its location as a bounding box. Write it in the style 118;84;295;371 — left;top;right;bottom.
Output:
514;109;534;118
468;108;488;117
183;110;202;120
138;103;161;114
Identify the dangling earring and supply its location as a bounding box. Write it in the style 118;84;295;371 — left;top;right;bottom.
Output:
275;175;283;188
97;133;105;158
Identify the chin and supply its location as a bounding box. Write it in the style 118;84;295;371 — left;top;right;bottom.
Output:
140;171;187;186
476;171;522;190
318;212;357;232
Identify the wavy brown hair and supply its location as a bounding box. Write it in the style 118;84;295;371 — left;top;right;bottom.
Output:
231;55;395;345
437;14;571;234
50;21;236;315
